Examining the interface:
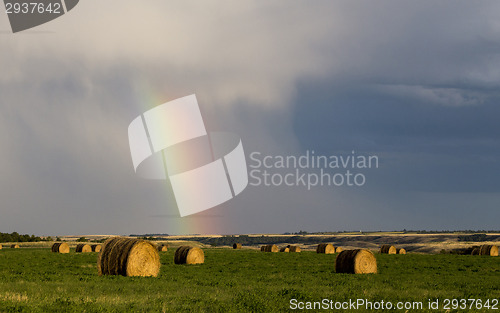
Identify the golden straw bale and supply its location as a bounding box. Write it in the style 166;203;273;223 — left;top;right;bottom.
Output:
262;244;278;252
91;245;102;252
316;243;335;254
280;247;290;252
10;244;19;249
479;245;499;256
51;242;69;253
288;245;301;253
335;249;377;274
157;245;168;252
335;247;344;253
97;237;160;277
76;244;92;253
380;245;396;254
174;246;204;264
396;248;406;254
233;243;242;249
471;248;480;255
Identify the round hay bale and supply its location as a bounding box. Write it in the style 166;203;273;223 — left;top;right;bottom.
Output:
10;244;19;249
0;244;2;250
233;243;242;249
335;249;377;274
479;245;499;256
91;245;102;252
289;245;301;253
51;242;70;253
262;244;278;252
471;248;480;255
380;245;396;254
335;247;344;253
316;243;335;254
260;245;265;251
97;237;160;277
397;248;406;254
280;247;290;252
157;245;168;252
174;246;204;264
76;244;92;253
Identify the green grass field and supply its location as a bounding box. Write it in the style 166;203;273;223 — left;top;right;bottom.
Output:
0;248;498;312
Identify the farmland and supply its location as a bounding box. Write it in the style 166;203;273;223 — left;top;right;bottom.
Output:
0;244;498;312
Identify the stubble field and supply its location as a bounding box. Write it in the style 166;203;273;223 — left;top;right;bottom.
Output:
0;245;498;312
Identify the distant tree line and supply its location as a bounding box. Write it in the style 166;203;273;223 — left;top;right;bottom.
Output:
414;230;498;234
0;233;113;243
74;237;107;243
0;232;42;243
130;234;169;238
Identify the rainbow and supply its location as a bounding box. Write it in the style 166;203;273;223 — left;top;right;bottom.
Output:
131;88;228;235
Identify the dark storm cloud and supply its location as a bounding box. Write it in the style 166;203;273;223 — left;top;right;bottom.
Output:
1;1;499;235
292;81;500;193
288;1;500;196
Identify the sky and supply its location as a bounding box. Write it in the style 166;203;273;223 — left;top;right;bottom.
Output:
0;1;499;236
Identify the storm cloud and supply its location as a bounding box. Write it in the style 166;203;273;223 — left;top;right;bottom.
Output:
0;1;499;235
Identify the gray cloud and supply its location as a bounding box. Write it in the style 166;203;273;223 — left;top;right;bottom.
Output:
0;1;499;235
